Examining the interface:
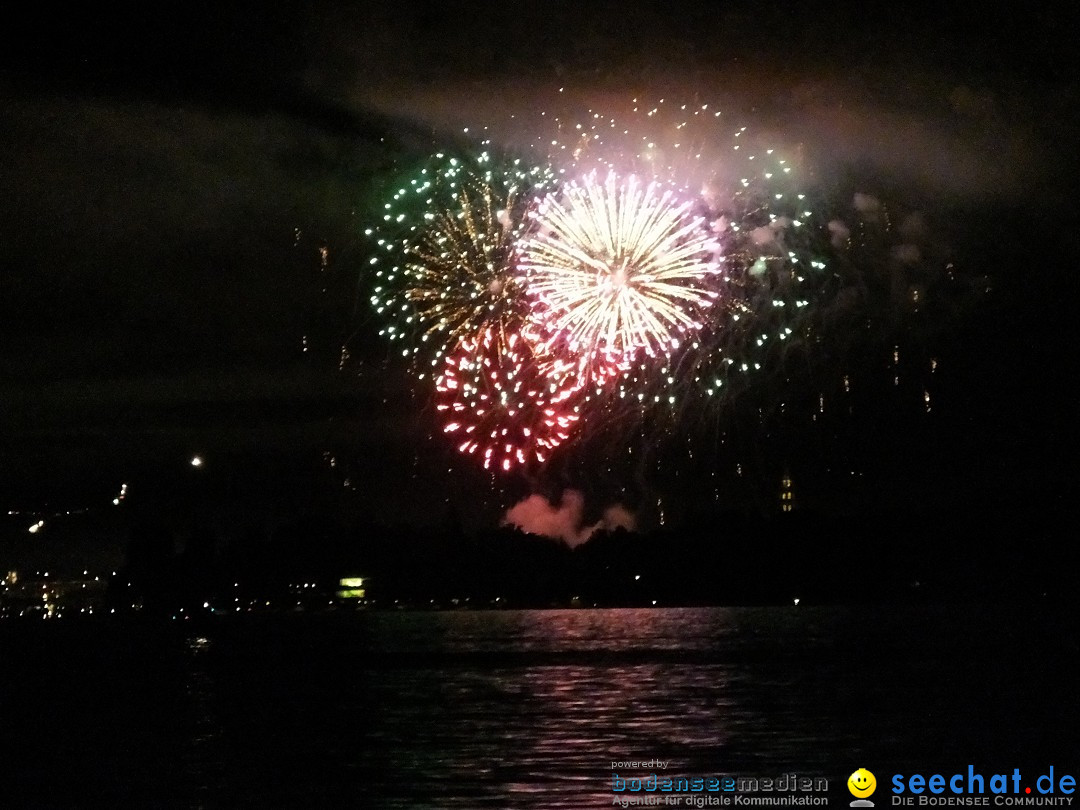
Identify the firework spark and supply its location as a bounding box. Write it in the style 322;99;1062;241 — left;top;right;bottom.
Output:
518;172;721;363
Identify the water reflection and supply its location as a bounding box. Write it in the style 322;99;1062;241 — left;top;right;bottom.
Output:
351;608;830;807
183;634;224;804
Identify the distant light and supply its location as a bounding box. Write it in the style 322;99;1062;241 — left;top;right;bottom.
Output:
339;577;364;588
190;456;203;467
634;575;641;581
793;598;801;605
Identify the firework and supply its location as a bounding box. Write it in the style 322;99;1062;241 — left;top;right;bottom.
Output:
404;178;530;355
435;323;584;471
366;151;556;368
359;96;949;477
518;171;722;364
515;93;803;198
505;94;833;419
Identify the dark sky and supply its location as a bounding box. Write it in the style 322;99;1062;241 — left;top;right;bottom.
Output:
1;0;1078;563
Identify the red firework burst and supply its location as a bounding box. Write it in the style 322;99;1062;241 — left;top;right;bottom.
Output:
435;324;584;471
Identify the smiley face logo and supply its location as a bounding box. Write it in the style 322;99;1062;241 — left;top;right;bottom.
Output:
848;768;877;798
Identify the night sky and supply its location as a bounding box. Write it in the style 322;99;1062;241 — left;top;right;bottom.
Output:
2;1;1078;571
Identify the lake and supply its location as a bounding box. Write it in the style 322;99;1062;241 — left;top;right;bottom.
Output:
1;606;1076;808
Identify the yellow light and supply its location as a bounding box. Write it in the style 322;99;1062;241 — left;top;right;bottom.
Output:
339;577;364;588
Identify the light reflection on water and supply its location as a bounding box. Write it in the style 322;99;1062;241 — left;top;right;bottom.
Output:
346;608;839;808
2;606;1076;808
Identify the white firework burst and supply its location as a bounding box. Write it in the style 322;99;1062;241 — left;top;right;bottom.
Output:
517;172;721;362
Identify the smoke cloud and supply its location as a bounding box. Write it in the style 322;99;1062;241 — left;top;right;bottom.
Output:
502;490;636;547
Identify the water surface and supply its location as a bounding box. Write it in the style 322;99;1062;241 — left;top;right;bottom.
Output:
2;606;1075;808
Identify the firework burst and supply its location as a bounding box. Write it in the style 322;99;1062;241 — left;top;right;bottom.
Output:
358;96;949;477
518;172;722;365
435;324;584;471
367;151;556;368
404;178;530;356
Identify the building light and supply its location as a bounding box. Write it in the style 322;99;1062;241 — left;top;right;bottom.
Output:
337;576;366;600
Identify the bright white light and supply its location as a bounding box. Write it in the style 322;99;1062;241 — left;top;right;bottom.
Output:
519;172;718;360
190;456;203;468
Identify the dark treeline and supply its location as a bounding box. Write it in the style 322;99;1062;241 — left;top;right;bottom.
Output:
108;501;1076;615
